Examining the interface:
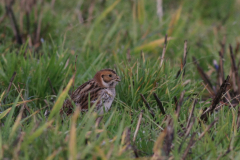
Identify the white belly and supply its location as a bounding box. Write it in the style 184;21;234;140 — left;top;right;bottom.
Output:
103;99;114;111
98;88;116;115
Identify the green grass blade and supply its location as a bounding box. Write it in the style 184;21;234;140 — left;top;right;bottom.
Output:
102;12;123;45
0;130;2;159
25;120;54;144
48;77;74;120
0;107;12;120
83;0;121;50
2;93;21;133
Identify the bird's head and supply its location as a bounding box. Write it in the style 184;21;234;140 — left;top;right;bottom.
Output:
93;69;121;88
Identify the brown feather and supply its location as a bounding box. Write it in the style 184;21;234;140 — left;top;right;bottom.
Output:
60;69;120;115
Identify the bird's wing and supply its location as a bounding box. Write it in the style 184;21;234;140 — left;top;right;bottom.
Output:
61;80;97;115
71;80;105;110
70;80;96;101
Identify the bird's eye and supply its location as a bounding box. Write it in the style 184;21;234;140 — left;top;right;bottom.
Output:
109;74;112;77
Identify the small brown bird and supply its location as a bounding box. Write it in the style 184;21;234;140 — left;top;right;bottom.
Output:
61;69;121;115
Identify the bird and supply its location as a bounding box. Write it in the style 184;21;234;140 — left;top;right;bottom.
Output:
61;69;121;115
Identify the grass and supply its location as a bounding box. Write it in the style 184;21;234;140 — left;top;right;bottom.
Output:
1;0;240;159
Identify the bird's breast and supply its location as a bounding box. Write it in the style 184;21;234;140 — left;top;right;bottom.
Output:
98;88;116;113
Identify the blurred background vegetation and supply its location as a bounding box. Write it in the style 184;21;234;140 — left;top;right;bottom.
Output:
0;0;240;159
0;0;239;95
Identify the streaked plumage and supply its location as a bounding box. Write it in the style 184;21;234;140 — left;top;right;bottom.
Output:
61;69;120;115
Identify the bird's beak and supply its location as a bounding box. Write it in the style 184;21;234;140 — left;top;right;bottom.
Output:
116;76;121;82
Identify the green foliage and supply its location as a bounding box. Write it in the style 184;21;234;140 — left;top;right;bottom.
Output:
0;0;240;159
0;43;70;107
